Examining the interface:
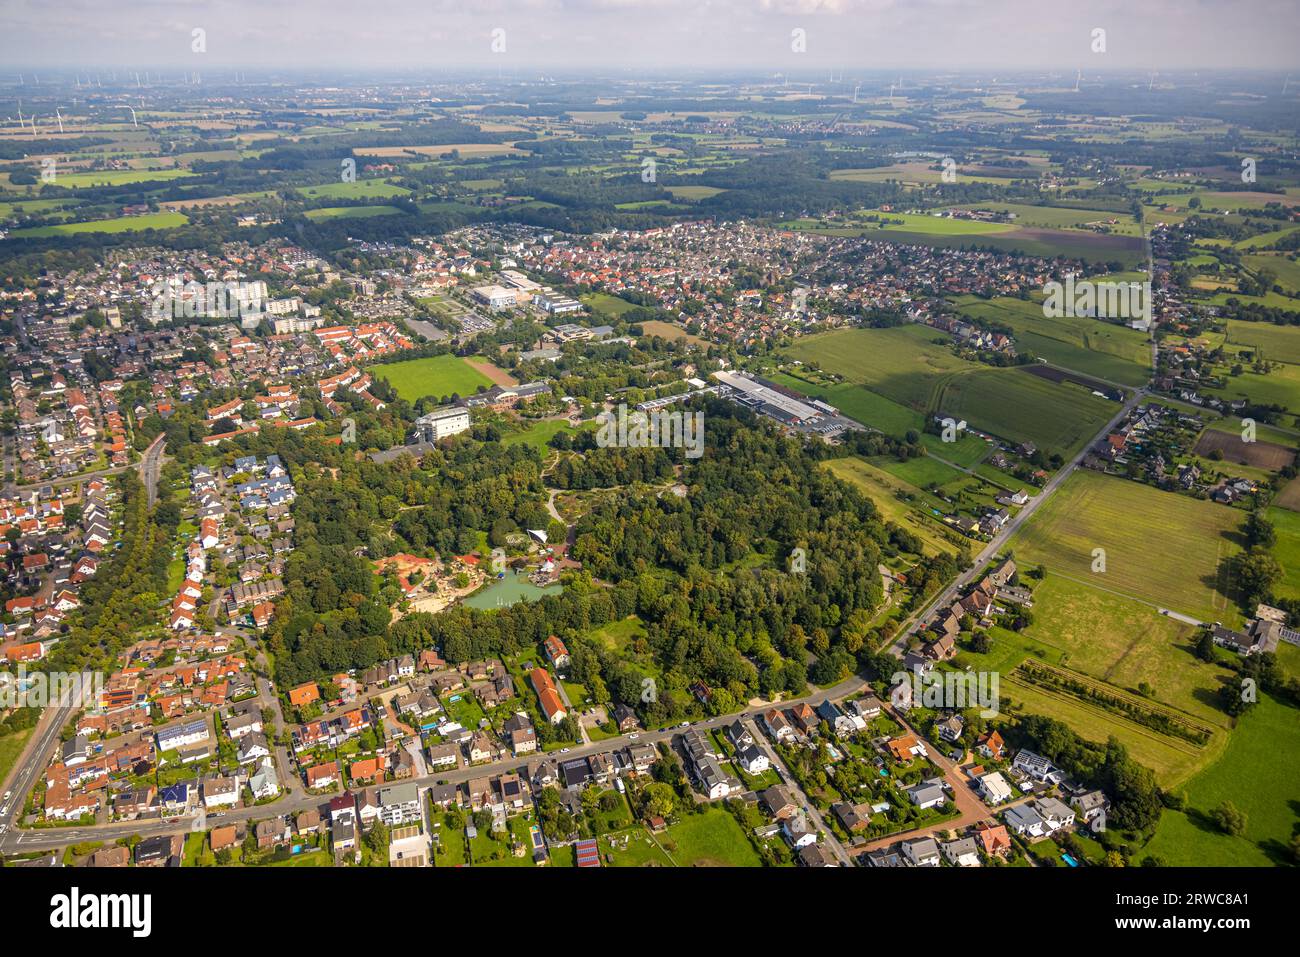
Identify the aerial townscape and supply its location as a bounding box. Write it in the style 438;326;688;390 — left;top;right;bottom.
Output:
0;3;1296;926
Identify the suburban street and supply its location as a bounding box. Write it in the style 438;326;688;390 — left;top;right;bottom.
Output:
0;671;870;854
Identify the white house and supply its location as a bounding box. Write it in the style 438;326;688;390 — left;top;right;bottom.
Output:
1037;797;1076;833
942;837;982;867
978;771;1013;805
902;837;941;867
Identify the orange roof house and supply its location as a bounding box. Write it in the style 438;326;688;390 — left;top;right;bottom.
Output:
289;682;320;708
976;822;1012;857
529;667;567;725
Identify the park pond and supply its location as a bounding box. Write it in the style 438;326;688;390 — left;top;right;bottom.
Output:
463;572;562;609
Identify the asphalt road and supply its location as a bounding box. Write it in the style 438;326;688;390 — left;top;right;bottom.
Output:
0;672;870;853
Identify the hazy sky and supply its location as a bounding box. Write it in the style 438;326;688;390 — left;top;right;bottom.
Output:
2;0;1297;73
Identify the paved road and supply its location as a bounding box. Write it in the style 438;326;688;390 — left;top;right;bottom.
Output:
0;672;870;853
889;390;1145;656
744;716;853;865
857;705;994;855
139;434;167;507
0;684;87;843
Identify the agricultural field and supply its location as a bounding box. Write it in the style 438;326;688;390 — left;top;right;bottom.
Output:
767;374;924;437
1265;506;1300;602
935;368;1118;458
375;354;494;402
786;325;970;411
950;295;1151;387
1009;470;1244;624
951;201;1143;236
1192;428;1296;471
1223;319;1300;365
302;205;404;221
821;456;964;557
786;325;1119;457
297;179;411;200
1017;574;1234;735
11;211;189;236
46;168;196;188
1140;694;1300;866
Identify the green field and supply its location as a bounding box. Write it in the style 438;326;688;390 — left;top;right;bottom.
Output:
1241;253;1300;295
0;728;32;790
501;419;593;451
951;202;1142;235
786;325;971;411
587;616;648;653
822;456;963;557
581;292;638;317
1265;505;1300;602
1204;358;1300;411
786;325;1119;457
297;179;411;200
767;375;923;436
303;205;404;221
1140;694;1300;866
12;211;189;236
1009;470;1243;624
781;217;1144;267
49;169;196;188
873;454;966;489
1223;319;1300;365
376;354;494;401
936;369;1119;457
950;295;1151;387
654;808;763;866
1017;574;1234;737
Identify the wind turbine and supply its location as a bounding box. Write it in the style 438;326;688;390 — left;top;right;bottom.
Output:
1074;69;1081;92
1284;76;1292;94
55;107;63;133
125;106;138;127
852;83;861;104
1148;71;1157;91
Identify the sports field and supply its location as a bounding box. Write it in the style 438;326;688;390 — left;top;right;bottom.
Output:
1009;470;1243;624
376;354;494;401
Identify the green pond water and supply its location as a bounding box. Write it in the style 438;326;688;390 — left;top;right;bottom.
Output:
463;572;561;609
